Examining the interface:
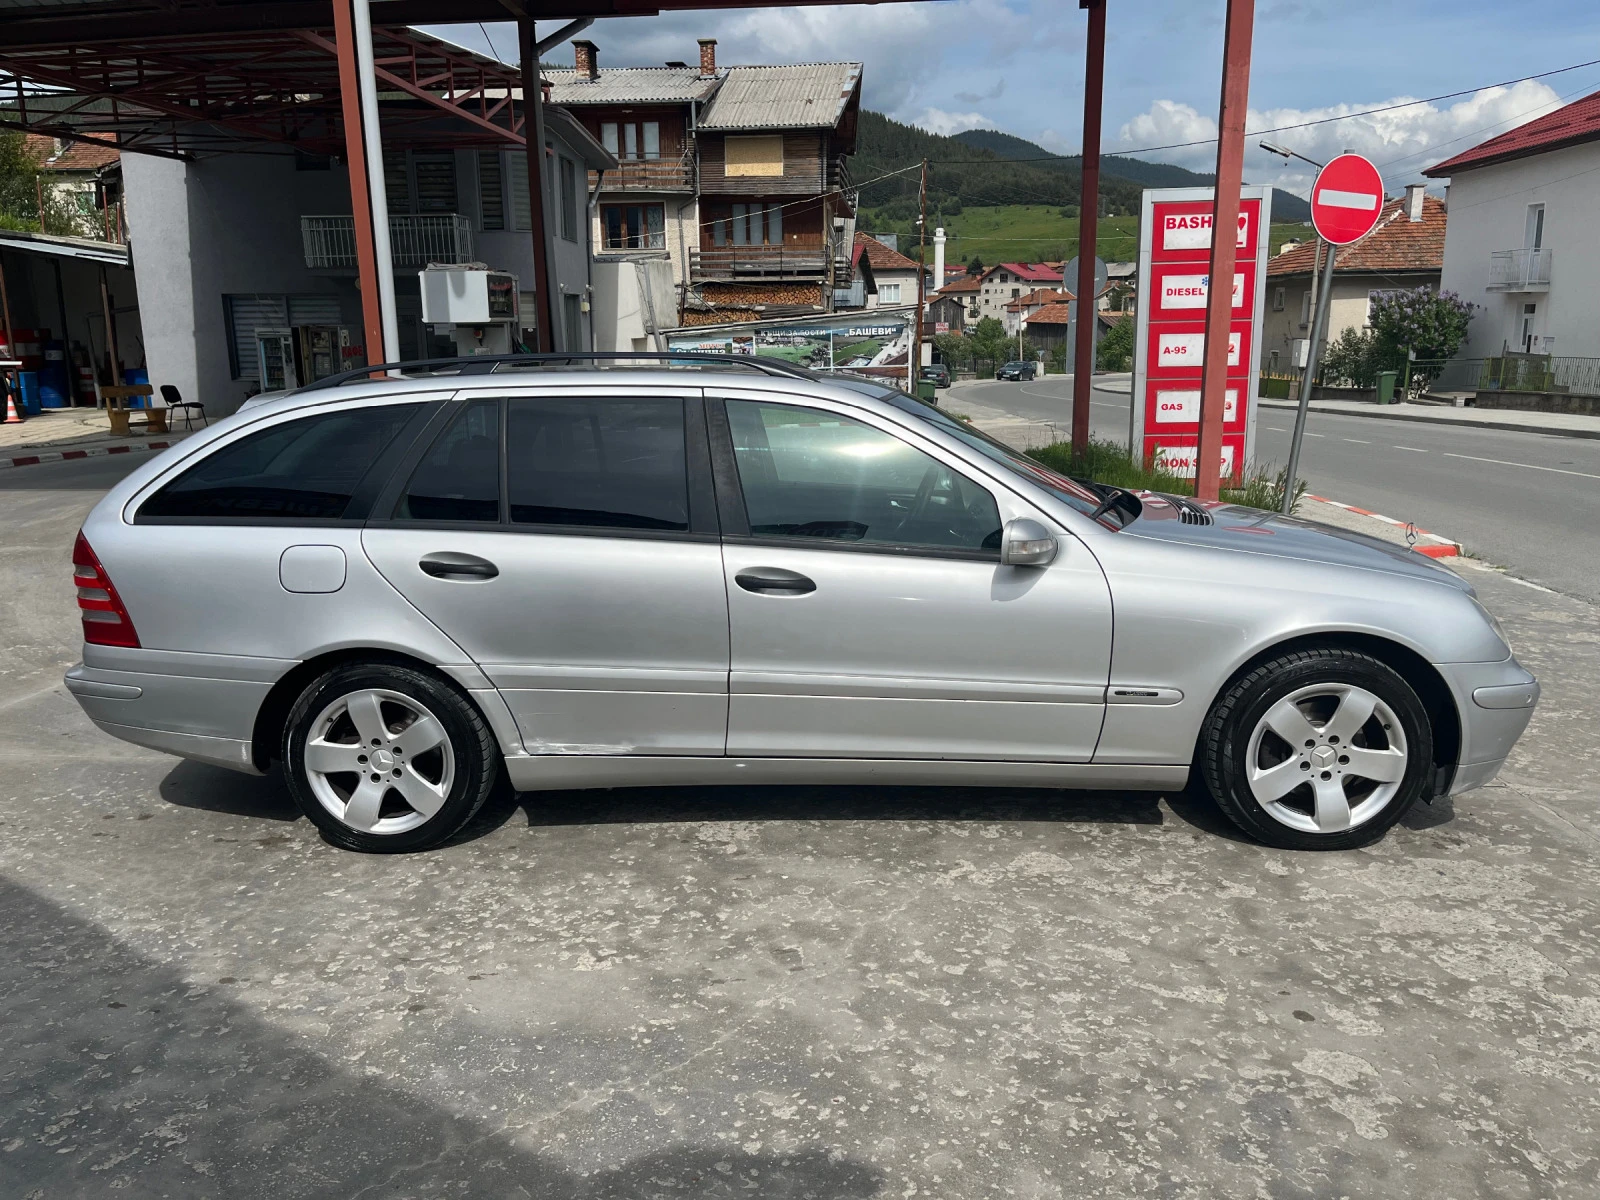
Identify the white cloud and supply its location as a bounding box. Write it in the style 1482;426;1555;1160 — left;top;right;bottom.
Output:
1114;80;1565;193
912;108;997;137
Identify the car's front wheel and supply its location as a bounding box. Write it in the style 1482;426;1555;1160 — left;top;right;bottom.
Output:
1199;647;1434;850
282;662;501;852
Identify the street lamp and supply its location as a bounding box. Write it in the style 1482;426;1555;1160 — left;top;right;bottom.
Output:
1259;140;1325;170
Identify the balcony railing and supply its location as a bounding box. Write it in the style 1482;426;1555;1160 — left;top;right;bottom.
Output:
591;151;695;193
690;243;834;281
1487;247;1552;292
301;214;474;269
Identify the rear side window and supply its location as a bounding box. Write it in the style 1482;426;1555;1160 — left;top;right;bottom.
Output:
140;404;417;521
506;397;688;531
397;399;501;523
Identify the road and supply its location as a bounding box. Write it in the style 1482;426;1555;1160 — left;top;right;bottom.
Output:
950;374;1600;603
4;446;1600;1197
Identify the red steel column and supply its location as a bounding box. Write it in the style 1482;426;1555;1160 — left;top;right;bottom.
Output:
519;17;556;353
1196;0;1256;499
331;0;385;368
1071;0;1106;458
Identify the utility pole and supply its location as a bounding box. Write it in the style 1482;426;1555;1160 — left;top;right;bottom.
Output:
1195;0;1256;501
519;17;557;353
1071;0;1106;460
910;157;928;392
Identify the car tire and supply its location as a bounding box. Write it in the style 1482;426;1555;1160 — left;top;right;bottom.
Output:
282;662;502;853
1199;647;1434;851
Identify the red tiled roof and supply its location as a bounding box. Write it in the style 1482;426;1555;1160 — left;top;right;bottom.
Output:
1004;287;1072;311
25;132;119;171
1024;302;1074;326
996;262;1063;283
1266;194;1446;278
853;232;920;272
1426;87;1600;176
936;276;982;295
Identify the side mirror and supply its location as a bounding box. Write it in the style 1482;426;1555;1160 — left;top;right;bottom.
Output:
1000;517;1058;567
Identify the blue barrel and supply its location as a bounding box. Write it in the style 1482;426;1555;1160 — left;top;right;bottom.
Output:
123;366;149;407
18;371;42;416
39;341;70;408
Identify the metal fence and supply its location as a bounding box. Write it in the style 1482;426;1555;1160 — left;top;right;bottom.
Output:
1428;354;1600;398
301;214;474;269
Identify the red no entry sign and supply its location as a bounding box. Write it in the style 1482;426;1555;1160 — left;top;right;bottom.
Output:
1310;153;1385;245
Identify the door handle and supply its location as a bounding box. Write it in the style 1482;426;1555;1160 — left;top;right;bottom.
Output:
419;552;499;581
735;567;815;595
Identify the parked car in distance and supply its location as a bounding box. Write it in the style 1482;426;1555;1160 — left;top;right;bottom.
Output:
921;363;951;389
997;361;1037;381
67;355;1537;855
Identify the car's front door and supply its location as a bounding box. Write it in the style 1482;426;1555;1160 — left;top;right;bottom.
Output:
363;387;729;756
712;391;1112;761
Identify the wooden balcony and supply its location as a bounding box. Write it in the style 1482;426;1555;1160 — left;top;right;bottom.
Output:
590;152;695;193
690;243;836;281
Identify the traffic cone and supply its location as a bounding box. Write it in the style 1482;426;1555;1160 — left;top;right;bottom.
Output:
3;386;22;424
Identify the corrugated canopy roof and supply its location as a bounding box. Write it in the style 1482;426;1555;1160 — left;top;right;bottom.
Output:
696;62;861;131
544;66;721;107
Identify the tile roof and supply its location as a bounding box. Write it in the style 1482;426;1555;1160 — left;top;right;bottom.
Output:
25;132;118;171
697;62;862;131
853;232;920;272
1425;87;1600;176
1266;194;1445;278
1004;287;1072;310
1024;302;1075;326
936;276;982;295
996;262;1063;283
544;67;722;106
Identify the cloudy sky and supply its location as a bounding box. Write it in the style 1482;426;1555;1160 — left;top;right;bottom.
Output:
422;0;1600;198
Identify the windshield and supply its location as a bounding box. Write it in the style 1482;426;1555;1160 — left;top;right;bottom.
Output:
876;390;1106;517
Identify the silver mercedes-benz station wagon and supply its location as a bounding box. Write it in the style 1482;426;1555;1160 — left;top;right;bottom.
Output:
66;357;1539;853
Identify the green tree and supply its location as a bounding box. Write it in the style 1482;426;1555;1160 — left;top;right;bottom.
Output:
1096;315;1134;372
931;331;969;374
965;256;985;277
1320;327;1381;389
1367;287;1475;385
0;131;83;235
966;316;1011;375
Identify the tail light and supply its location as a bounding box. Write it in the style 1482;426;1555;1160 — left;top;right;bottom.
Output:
73;531;140;648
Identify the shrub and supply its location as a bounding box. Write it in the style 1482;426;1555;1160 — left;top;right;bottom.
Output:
1096;315;1134;372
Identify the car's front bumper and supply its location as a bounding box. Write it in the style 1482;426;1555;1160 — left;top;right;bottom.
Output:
1435;657;1540;796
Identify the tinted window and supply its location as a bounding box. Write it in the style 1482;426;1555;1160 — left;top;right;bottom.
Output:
725;400;1001;554
141;404;416;521
507;397;688;531
398;400;501;522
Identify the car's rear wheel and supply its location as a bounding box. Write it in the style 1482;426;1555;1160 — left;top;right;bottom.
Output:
1199;647;1434;850
282;662;500;853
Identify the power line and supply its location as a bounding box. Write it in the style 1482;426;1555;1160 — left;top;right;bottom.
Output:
908;55;1600;166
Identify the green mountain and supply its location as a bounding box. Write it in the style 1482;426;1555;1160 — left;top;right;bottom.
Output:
952;127;1313;222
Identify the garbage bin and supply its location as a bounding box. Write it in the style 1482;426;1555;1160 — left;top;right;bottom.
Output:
917;380;938;403
1376;370;1398;405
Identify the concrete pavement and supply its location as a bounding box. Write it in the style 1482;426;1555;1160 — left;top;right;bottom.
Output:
3;451;1600;1198
949;375;1600;604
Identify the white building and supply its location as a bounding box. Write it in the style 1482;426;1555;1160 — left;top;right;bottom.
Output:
1425;88;1600;359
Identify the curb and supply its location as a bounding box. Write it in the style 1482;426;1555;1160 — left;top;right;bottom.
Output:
1259;397;1600;441
1307;494;1461;559
0;439;178;471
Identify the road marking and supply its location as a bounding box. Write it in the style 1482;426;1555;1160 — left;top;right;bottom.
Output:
1343;438;1370;444
1443;451;1600;481
1264;425;1286;432
1304;432;1324;438
1395;445;1428;452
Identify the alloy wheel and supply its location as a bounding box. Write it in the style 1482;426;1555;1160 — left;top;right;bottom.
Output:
302;688;455;835
1244;683;1408;835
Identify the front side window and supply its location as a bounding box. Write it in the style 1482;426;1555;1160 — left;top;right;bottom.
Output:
141;404;417;522
397;400;500;523
507;397;688;531
725;400;1001;555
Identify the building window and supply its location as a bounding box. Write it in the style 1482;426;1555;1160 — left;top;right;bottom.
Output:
1272;286;1284;312
478;151;505;230
600;121;662;161
559;156;579;243
724;134;784;177
878;283;901;304
1525;203;1545;250
602;204;666;250
728;203;783;247
1299;290;1312;327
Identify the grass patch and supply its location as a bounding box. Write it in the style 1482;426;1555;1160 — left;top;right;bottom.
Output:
1026;437;1306;515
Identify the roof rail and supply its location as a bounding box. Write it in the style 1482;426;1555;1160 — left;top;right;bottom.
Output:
298;351;822;392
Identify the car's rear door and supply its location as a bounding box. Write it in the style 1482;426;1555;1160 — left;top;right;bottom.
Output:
361;385;730;756
710;389;1112;761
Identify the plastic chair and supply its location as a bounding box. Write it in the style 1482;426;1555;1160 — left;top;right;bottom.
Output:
159;384;207;430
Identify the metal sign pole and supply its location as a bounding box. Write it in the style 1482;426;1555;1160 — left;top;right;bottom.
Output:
1281;239;1337;514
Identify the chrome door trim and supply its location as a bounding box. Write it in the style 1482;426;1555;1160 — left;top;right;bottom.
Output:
730;670;1105;703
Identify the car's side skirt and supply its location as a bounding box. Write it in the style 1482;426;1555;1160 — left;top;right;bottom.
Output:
503;755;1189;793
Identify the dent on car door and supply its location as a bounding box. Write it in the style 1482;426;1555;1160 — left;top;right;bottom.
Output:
712;395;1113;762
360;391;731;756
